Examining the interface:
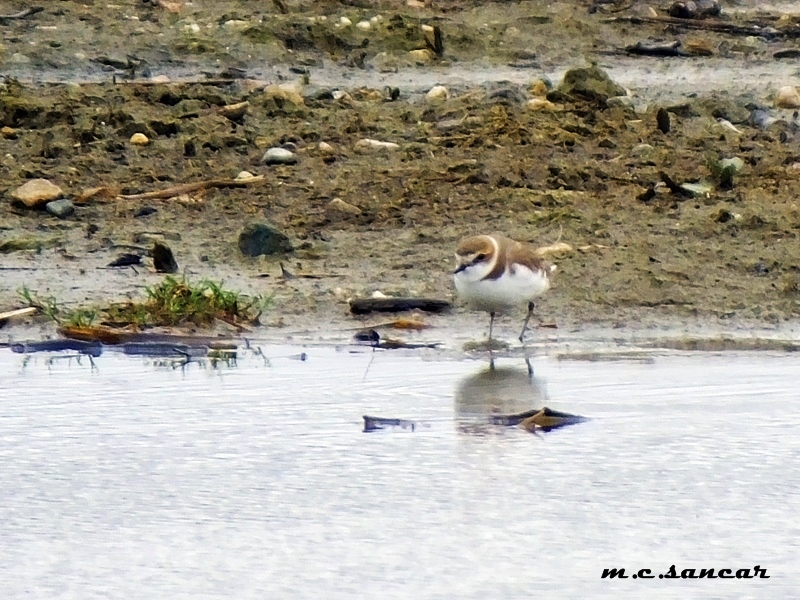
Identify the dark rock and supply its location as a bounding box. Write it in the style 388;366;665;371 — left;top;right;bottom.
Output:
238;223;293;257
152;242;178;273
657;107;671;134
664;103;699;118
696;96;752;124
668;0;720;19
554;65;626;104
45;199;75;219
134;206;157;218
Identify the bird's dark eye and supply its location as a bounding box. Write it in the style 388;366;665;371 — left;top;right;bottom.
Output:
474;253;486;262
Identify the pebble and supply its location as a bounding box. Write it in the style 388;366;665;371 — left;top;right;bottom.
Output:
339;16;352;27
9;53;31;64
238;223;293;257
234;170;257;181
631;143;655;157
355;138;400;151
409;49;436;63
261;147;298;165
318;141;335;154
775;85;800;109
426;85;449;104
328;198;362;216
218;101;249;121
529;79;551;97
130;132;150;146
45;199;75;219
526;98;556;111
356;20;372;31
11;179;63;208
720;157;744;174
223;19;249;31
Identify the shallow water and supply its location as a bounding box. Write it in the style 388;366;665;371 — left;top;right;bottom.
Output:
1;346;798;599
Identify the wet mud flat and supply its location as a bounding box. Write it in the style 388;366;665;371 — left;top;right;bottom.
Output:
1;1;800;344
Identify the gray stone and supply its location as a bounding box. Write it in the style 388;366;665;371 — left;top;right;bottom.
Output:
238;223;293;257
45;199;75;219
261;147;298;165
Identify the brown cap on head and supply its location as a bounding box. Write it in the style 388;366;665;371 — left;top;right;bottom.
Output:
455;235;494;258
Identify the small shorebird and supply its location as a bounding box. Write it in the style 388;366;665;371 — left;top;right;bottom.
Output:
454;234;556;342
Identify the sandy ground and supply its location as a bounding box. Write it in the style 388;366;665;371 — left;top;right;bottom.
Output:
1;0;800;348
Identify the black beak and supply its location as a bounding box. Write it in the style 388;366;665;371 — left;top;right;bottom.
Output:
454;263;468;274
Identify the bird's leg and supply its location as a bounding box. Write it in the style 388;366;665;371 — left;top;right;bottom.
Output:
525;357;533;378
518;302;535;343
488;311;496;342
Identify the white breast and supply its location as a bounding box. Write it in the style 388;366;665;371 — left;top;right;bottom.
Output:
454;264;550;312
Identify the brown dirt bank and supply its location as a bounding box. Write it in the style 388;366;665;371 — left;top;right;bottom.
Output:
1;1;800;346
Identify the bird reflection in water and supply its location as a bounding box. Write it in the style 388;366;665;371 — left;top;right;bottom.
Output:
454;358;587;435
454;358;546;435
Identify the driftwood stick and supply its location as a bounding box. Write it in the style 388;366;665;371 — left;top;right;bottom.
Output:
0;7;43;23
118;176;265;200
606;15;800;38
0;306;38;323
349;297;452;315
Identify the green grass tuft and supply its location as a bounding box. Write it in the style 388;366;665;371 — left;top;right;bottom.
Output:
107;276;270;327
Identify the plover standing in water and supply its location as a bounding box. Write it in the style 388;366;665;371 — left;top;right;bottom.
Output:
454;234;556;342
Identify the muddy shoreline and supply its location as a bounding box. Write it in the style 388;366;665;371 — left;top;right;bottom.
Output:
1;1;800;348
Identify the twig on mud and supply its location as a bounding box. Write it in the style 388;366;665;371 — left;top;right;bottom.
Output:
117;176;265;200
0;7;43;23
605;15;800;39
0;306;38;324
112;78;238;87
533;241;573;258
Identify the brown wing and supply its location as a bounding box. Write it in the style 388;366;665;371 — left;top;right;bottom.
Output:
505;237;552;274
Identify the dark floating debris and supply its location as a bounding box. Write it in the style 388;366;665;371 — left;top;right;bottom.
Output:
59;325;236;348
774;49;800;60
626;40;686;57
11;339;103;357
354;329;381;345
491;407;588;432
120;343;209;357
108;253;143;268
353;329;440;349
349;297;451;315
363;415;416;433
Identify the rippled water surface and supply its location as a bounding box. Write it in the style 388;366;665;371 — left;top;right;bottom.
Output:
1;346;798;599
